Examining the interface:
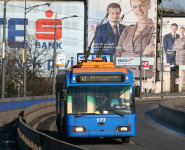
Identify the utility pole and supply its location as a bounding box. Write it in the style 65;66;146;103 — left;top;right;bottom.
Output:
53;13;57;96
140;33;143;97
23;1;27;97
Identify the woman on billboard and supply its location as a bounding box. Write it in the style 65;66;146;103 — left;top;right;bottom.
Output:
115;0;155;78
173;26;185;65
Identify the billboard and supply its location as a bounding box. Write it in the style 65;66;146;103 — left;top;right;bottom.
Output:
0;1;84;76
163;18;185;92
162;18;185;66
88;0;157;78
162;18;185;92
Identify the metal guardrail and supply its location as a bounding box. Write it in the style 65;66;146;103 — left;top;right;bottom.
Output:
135;93;185;103
17;101;85;150
140;92;185;98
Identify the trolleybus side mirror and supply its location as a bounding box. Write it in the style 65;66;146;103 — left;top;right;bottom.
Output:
135;86;140;97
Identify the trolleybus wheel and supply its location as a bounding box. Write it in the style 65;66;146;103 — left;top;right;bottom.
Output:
121;137;130;143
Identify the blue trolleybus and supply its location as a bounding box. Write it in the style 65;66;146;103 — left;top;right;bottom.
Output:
56;60;135;143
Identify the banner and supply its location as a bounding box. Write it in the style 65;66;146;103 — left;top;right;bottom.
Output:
116;57;154;66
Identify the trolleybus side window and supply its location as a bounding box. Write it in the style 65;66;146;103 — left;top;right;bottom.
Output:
58;76;66;121
60;76;66;101
56;83;60;114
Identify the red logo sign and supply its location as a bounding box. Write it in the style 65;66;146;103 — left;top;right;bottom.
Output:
142;61;149;70
36;10;62;40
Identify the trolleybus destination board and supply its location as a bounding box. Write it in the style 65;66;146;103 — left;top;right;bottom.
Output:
76;74;125;83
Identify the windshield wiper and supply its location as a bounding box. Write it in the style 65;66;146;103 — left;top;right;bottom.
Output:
108;109;125;117
75;113;96;118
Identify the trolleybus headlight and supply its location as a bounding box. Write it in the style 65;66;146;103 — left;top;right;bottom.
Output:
73;126;86;132
117;126;131;132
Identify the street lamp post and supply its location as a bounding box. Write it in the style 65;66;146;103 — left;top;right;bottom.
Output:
1;0;9;99
52;14;78;96
23;2;51;97
160;1;164;95
138;32;156;97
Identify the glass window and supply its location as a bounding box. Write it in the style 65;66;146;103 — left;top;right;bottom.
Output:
67;85;134;115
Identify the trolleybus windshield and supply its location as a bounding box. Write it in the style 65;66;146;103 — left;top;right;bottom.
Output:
67;86;134;115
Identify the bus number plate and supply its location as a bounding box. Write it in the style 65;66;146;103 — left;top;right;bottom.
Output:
97;118;106;122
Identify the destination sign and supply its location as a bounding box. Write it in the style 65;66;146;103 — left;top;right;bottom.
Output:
76;75;125;83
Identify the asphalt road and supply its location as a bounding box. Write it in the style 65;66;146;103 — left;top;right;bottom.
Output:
36;102;185;150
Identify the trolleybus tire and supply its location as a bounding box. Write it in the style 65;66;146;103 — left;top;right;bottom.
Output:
121;137;130;143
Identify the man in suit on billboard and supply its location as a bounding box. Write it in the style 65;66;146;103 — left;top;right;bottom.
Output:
163;23;180;65
94;3;126;58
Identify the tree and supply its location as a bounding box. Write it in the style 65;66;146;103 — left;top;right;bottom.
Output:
0;34;53;98
5;81;18;97
26;34;53;96
0;41;23;98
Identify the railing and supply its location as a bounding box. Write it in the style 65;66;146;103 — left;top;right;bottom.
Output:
11;93;185;149
135;93;185;103
17;101;85;150
140;92;185;98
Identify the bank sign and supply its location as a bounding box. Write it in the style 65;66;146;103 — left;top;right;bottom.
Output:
0;1;84;74
0;10;64;49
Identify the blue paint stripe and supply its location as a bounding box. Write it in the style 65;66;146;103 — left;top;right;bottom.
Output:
0;98;56;111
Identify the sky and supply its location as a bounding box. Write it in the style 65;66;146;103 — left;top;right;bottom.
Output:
163;0;185;11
